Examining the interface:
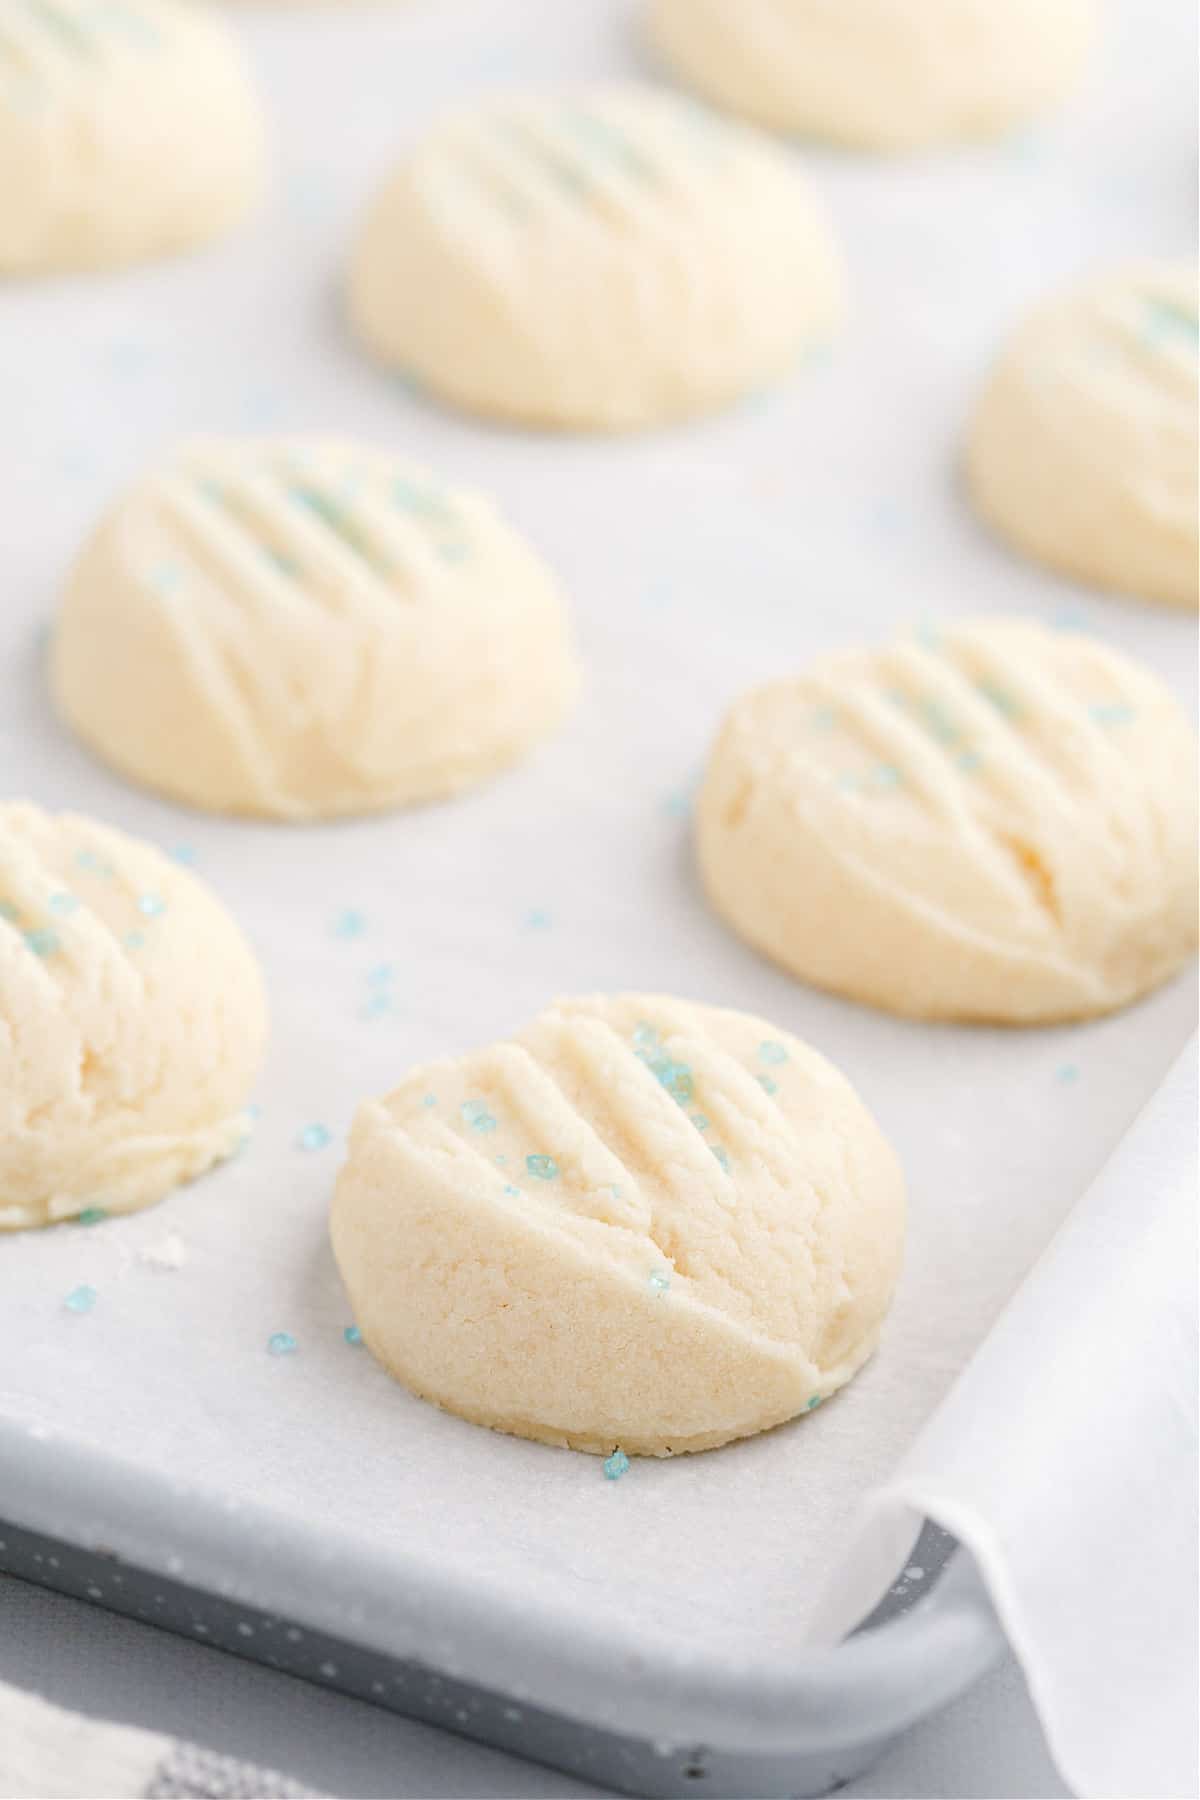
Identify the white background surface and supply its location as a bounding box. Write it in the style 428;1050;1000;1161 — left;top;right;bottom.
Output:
0;0;1195;1793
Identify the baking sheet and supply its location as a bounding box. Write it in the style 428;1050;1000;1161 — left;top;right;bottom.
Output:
0;0;1195;1692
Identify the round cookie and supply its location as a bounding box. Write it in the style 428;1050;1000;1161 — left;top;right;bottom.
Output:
50;437;579;820
0;802;266;1229
347;82;844;431
0;0;265;274
696;617;1199;1023
645;0;1096;152
967;263;1199;610
331;993;905;1457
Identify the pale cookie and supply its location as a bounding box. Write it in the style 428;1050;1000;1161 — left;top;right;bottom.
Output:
0;0;266;274
50;437;579;820
967;262;1199;609
331;993;905;1457
0;802;266;1229
697;618;1198;1023
646;0;1096;152
347;82;843;431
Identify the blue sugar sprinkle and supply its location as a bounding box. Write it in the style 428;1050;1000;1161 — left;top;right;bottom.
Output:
957;750;983;774
603;1449;630;1481
526;1154;559;1181
524;908;552;931
151;562;182;595
332;909;366;940
977;679;1022;720
461;1099;498;1133
77;1207;108;1226
495;1154;507;1165
362;993;394;1020
648;1270;671;1297
922;699;960;746
690;1113;710;1132
64;1285;97;1315
871;763;903;790
75;849;111;875
758;1041;789;1066
806;1394;824;1412
24;928;59;958
632;1022;659;1051
123;930;146;951
367;963;395;988
168;844;197;866
758;1075;778;1095
48;892;80;915
343;1325;364;1347
503;1184;521;1198
646;1055;694;1105
297;1123;332;1151
1090;703;1134;727
1142;297;1199;349
267;1332;297;1357
1055;1063;1080;1086
661;788;692;819
422;1094;438;1108
711;1146;730;1172
137;892;166;918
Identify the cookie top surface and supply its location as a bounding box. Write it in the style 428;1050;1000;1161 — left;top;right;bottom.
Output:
332;992;905;1455
51;436;579;818
697;616;1198;1021
646;0;1096;149
0;802;266;1228
968;262;1198;608
348;82;843;429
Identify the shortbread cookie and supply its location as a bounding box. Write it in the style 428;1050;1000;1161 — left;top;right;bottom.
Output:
0;0;265;274
967;263;1199;609
331;993;905;1456
0;803;266;1229
347;83;844;430
697;618;1198;1022
50;437;579;820
646;0;1096;152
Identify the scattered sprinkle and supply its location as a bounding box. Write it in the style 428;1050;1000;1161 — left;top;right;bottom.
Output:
646;1055;694;1104
526;1154;559;1181
137;892;166;918
1055;1063;1080;1086
1143;297;1199;349
24;928;59;958
343;1325;364;1347
362;992;394;1021
76;1207;108;1227
648;1270;671;1297
332;909;366;940
75;849;111;875
48;893;79;915
690;1113;710;1132
758;1075;778;1095
524;908;552;931
151;562;182;595
603;1449;630;1481
267;1332;297;1357
422;1094;438;1108
168;844;197;866
461;1098;498;1133
806;1394;824;1411
711;1146;730;1172
64;1285;97;1315
759;1041;789;1066
123;930;146;951
661;788;692;820
367;963;395;988
1090;702;1134;727
633;1022;658;1051
503;1184;521;1197
977;679;1021;720
871;763;903;790
297;1123;332;1151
